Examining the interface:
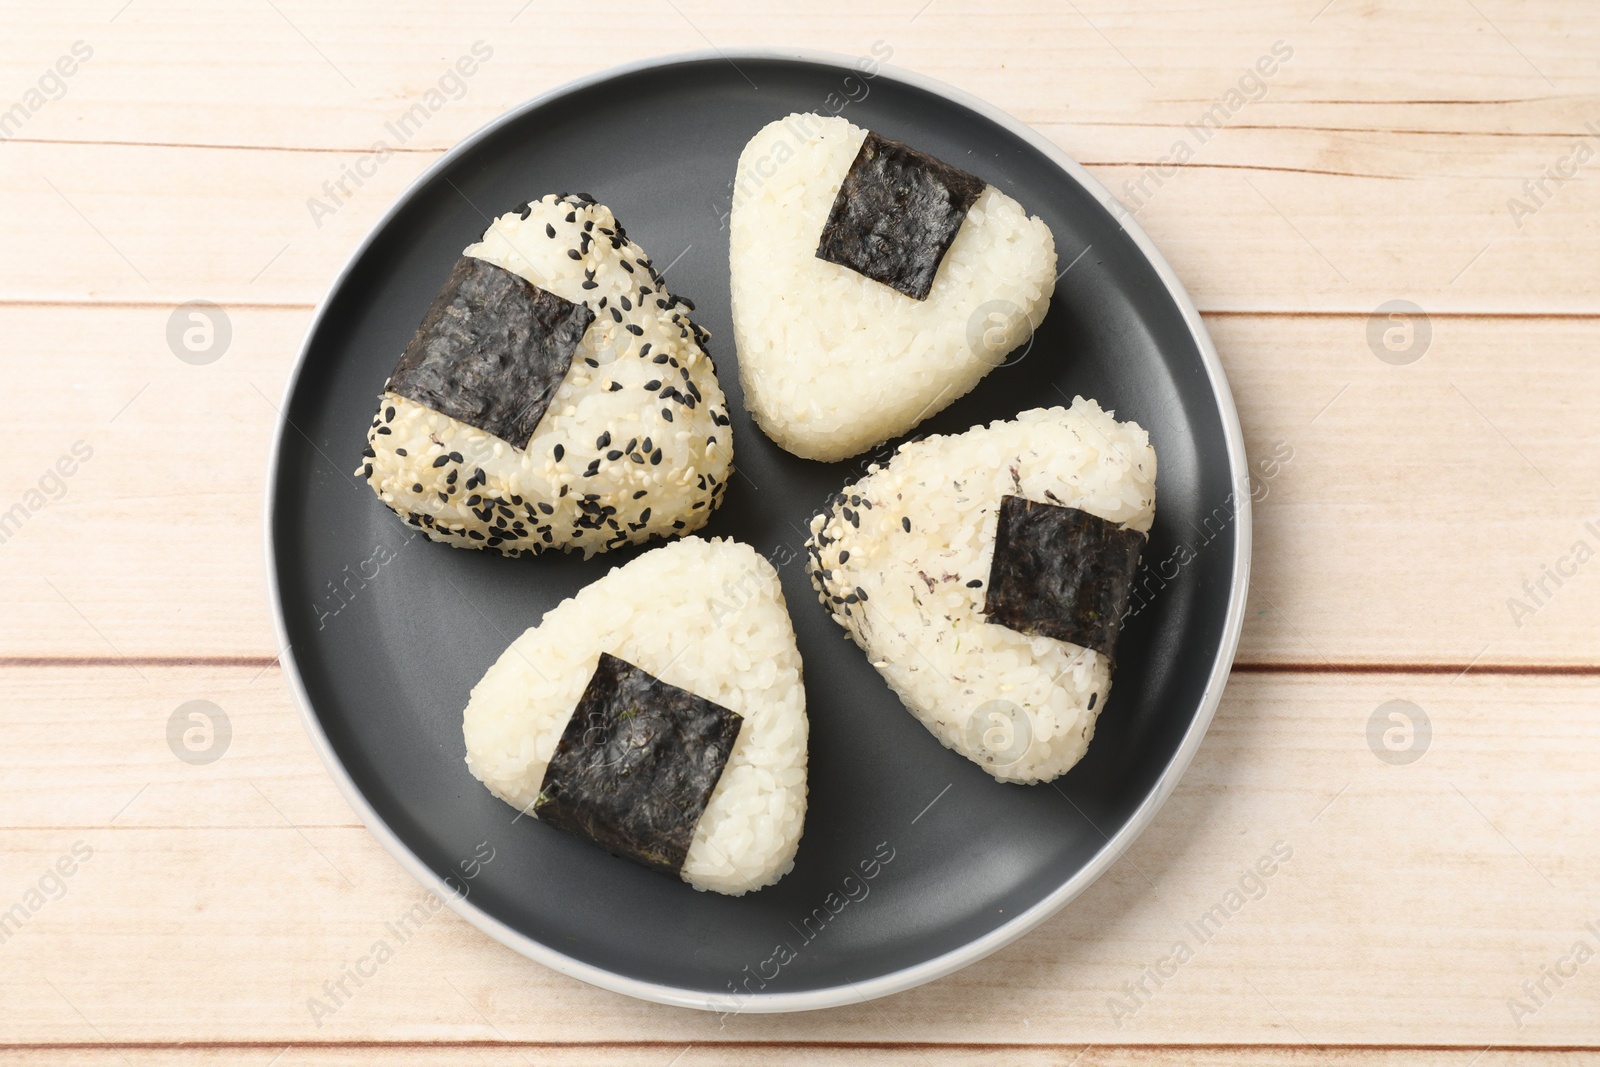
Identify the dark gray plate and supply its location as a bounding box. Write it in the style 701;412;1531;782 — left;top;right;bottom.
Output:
266;49;1250;1012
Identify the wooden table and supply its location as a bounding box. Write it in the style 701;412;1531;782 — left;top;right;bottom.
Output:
4;1;1597;1062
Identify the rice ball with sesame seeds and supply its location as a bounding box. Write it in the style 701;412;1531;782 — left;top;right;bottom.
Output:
805;399;1156;784
356;193;734;558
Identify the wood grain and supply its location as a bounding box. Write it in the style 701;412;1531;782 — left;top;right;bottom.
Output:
2;666;1596;1045
2;0;1598;312
1;307;1595;665
2;0;1595;1056
4;1047;1600;1067
3;133;1598;314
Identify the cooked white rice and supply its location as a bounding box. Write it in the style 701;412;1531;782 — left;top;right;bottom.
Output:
805;399;1156;784
729;113;1058;462
358;194;733;557
462;536;808;894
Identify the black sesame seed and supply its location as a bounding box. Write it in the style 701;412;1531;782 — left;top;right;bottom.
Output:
626;324;644;336
596;431;611;449
609;381;623;392
581;280;598;290
432;455;450;468
395;447;407;456
652;353;669;364
606;449;623;461
610;307;623;323
650;448;663;465
553;444;564;461
545;223;556;238
661;409;673;422
449;451;463;463
839;550;850;563
644;380;661;391
375;426;391;435
567;249;581;260
902;517;912;532
538;502;554;515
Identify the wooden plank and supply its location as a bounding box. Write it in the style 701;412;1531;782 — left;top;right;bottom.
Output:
1;666;1596;1044
0;0;1598;313
3;1046;1599;1067
3;307;1597;665
2;131;1597;315
4;0;1597;150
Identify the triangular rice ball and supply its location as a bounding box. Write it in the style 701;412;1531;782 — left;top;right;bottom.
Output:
464;536;807;894
730;114;1057;461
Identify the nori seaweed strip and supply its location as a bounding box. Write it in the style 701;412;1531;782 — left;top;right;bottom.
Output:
815;131;987;300
388;256;594;448
982;495;1145;661
535;653;743;876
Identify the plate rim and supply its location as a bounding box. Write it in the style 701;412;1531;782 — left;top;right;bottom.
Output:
263;46;1253;1014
